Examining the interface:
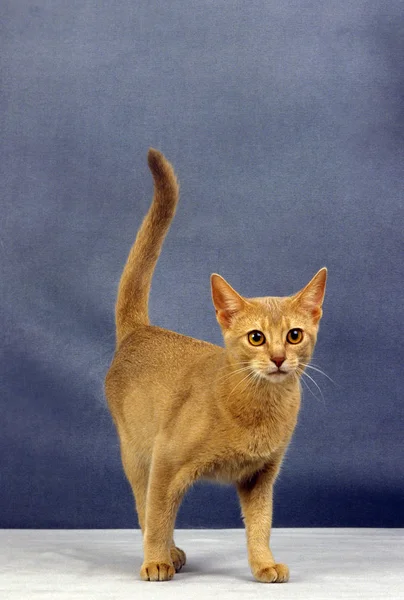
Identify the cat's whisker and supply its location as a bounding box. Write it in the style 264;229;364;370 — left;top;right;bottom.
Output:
252;372;264;399
240;376;256;399
300;377;320;402
298;368;325;403
216;365;254;383
217;360;251;371
245;372;263;401
300;363;337;386
304;372;324;402
227;370;256;400
244;370;270;403
296;369;313;397
295;368;322;402
217;367;251;379
215;361;252;377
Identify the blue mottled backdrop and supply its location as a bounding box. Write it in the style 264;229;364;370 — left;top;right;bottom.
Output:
1;0;403;527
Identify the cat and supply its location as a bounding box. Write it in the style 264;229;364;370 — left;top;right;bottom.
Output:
105;149;327;583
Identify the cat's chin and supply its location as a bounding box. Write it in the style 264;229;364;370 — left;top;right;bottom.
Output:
258;370;294;384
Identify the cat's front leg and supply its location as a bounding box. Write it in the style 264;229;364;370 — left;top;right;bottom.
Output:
237;454;289;583
140;455;190;582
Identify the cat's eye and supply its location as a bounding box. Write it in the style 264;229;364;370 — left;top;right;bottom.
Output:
248;330;266;346
286;328;304;344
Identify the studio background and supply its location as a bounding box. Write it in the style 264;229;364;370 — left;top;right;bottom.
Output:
1;1;403;528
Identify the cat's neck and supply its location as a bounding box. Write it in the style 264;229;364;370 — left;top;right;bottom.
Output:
214;353;300;427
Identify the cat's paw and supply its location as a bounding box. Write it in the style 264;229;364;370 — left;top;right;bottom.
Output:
170;546;186;572
140;561;175;582
253;562;289;583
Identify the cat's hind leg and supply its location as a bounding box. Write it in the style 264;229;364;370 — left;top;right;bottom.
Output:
121;449;149;533
170;541;186;572
122;446;186;575
140;453;191;581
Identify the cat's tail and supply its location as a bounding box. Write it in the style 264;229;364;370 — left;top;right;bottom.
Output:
115;148;179;345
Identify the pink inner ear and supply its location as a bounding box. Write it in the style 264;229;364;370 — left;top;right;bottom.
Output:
309;304;322;321
214;295;243;328
211;274;246;328
302;287;323;309
216;307;235;328
293;269;327;319
294;294;323;323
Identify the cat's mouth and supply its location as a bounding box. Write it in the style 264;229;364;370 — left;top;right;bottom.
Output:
260;368;292;381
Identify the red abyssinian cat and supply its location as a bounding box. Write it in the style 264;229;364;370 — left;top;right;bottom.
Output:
105;149;327;583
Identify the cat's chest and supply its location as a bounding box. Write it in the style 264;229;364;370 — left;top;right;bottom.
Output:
204;455;268;484
231;402;298;456
219;383;300;451
204;419;294;484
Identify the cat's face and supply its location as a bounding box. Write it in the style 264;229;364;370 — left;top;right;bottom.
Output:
211;269;327;383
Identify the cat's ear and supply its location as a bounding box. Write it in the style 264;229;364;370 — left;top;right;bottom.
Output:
292;267;327;323
210;274;247;328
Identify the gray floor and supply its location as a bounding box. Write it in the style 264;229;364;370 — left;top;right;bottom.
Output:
1;529;403;599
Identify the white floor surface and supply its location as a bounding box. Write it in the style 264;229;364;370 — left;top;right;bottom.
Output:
1;529;403;600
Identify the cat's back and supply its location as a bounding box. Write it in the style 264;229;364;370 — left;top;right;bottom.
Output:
105;324;222;403
116;323;220;364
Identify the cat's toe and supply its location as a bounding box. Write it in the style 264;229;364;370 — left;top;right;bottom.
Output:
273;563;289;582
140;561;175;582
170;546;186;572
254;562;289;583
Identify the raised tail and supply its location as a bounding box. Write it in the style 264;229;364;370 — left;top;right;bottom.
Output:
115;148;179;345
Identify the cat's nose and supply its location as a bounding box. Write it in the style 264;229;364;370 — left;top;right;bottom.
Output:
271;356;285;369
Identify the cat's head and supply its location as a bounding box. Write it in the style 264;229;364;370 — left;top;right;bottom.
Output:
211;269;327;383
